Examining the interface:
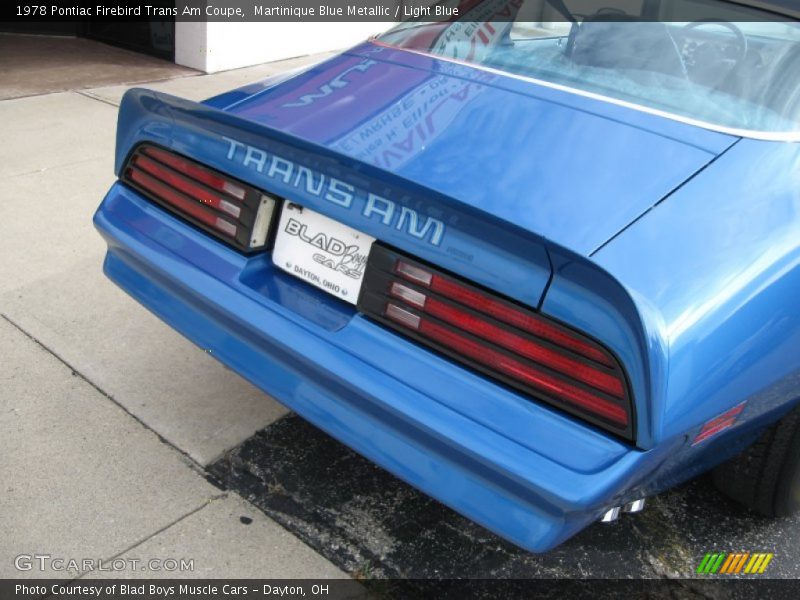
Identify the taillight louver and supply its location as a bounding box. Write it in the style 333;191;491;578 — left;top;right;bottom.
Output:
358;246;634;440
122;144;276;252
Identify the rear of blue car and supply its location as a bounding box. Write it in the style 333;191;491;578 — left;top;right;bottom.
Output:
93;88;653;552
95;10;800;550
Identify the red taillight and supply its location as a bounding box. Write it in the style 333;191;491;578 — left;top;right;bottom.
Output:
123;144;276;252
134;155;242;219
386;303;628;426
360;248;634;439
396;261;614;366
127;168;238;238
389;282;624;397
142;146;247;201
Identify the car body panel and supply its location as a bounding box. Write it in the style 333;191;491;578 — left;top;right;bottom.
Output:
111;88;647;457
115;87;553;310
218;43;736;257
95;183;677;552
114;87;667;445
590;138;800;442
95;40;800;552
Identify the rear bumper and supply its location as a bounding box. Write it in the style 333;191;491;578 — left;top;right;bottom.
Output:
95;182;668;552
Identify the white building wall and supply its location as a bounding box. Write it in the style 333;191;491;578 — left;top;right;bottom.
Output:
175;22;392;73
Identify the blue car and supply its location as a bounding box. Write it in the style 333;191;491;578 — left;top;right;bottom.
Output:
94;0;800;552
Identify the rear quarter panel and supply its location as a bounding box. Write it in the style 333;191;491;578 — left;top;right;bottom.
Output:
588;138;800;455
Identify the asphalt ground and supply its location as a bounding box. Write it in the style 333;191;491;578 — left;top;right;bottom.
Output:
210;415;800;585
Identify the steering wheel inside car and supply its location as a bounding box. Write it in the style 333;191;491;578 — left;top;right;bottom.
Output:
566;18;689;80
681;21;748;85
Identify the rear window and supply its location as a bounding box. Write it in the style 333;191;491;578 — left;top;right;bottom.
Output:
377;0;800;136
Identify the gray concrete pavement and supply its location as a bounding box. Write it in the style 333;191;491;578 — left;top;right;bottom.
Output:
0;318;346;579
0;92;115;179
0;67;296;467
89;494;352;580
0;42;348;580
0;318;215;579
0;259;288;465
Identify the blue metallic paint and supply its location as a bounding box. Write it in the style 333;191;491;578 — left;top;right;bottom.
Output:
114;87;553;310
95;41;800;551
222;44;735;256
95;184;672;552
593;138;800;444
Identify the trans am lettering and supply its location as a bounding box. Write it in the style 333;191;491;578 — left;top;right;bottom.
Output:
223;136;445;246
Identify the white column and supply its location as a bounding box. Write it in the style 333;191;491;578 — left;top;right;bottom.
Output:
175;22;392;73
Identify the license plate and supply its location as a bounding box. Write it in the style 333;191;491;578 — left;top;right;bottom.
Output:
272;203;375;304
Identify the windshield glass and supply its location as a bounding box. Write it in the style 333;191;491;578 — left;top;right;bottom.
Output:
377;0;800;136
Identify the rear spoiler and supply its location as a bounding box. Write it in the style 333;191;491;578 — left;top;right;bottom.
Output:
116;88;662;449
116;88;554;307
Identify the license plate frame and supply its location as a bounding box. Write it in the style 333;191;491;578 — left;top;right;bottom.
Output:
272;202;375;305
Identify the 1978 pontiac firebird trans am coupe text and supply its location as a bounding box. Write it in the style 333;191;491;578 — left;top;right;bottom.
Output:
94;0;800;552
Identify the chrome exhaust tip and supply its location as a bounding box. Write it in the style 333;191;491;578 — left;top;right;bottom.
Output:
600;499;646;523
623;499;646;513
600;507;621;523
